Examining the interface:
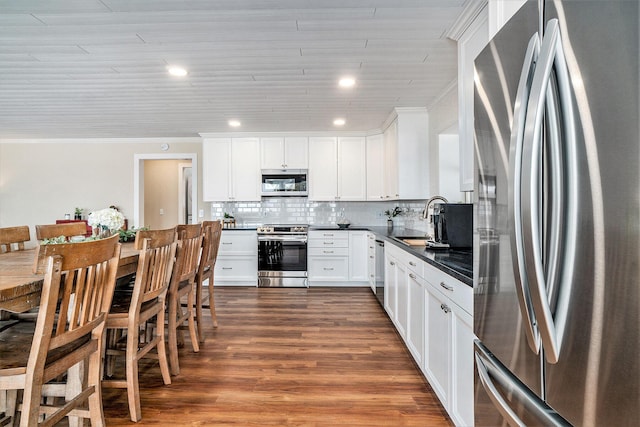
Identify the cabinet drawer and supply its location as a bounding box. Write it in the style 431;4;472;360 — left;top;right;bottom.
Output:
424;263;472;315
308;238;349;249
309;230;349;240
308;247;349;257
215;257;257;280
219;231;257;254
308;256;349;281
405;253;424;278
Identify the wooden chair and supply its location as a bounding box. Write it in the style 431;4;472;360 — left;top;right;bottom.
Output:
167;224;202;376
193;220;223;341
0;226;30;253
0;234;120;426
35;222;87;241
102;227;177;422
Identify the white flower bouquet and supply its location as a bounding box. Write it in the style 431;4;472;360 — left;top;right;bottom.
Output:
88;207;125;233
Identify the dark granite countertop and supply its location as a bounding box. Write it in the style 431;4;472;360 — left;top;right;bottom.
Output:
325;225;473;287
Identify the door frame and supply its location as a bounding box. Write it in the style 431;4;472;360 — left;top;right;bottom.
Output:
133;153;198;228
177;162;193;224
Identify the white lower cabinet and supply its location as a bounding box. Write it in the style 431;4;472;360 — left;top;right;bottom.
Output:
307;230;369;286
214;230;258;286
424;282;452;409
383;242;473;427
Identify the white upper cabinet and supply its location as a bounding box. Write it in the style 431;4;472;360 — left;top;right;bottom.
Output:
308;136;366;201
451;3;489;191
366;134;385;201
202;137;260;201
260;136;308;169
337;136;366;201
308;136;339;200
383;108;430;200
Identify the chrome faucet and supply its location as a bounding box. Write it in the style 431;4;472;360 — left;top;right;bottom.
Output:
423;195;448;220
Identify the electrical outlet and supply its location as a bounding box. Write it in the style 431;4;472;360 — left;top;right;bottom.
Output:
159;208;164;215
198;209;204;218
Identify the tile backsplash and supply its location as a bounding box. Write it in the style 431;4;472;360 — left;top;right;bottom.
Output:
210;198;431;232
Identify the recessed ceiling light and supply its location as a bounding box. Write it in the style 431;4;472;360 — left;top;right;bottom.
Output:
333;118;346;126
338;77;356;88
168;67;188;77
228;120;241;127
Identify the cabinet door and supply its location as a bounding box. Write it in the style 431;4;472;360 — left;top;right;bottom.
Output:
424;283;451;408
308;137;338;200
348;230;368;282
283;136;308;169
308;255;349;282
366;134;385;200
231;138;260;201
337;136;366;201
384;252;397;321
260;137;285;169
395;260;408;338
407;271;425;367
203;138;231;201
383;120;399;199
450;302;474;427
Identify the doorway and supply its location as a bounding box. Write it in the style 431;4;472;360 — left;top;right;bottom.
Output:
133;153;198;229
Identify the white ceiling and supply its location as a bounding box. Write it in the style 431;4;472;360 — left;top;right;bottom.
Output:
0;0;469;139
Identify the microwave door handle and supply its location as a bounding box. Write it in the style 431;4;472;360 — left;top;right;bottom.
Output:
522;19;578;364
508;34;541;354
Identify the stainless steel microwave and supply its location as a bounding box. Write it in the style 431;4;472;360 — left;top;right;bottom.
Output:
261;169;308;197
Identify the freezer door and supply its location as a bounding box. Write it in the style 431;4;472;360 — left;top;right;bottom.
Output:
474;341;570;426
473;0;542;404
540;1;640;425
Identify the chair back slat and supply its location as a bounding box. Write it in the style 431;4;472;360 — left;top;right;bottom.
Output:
35;223;87;241
200;220;223;274
131;227;178;310
0;225;30;253
174;224;203;286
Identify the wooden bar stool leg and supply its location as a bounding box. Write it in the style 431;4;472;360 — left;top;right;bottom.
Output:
126;326;142;422
168;294;180;376
187;287;199;353
195;281;205;343
156;308;172;385
208;277;218;328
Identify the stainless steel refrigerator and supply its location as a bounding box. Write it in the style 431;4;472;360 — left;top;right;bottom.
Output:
473;1;639;426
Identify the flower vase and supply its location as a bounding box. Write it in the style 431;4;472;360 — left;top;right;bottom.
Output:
387;219;394;231
94;226;112;239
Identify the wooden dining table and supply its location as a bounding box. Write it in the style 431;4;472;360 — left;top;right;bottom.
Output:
0;242;139;313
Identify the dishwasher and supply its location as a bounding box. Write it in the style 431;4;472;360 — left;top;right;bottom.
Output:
374;239;385;307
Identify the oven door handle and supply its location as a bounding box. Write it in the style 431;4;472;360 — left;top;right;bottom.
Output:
258;235;308;243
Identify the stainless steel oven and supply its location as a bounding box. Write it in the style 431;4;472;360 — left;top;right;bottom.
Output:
257;224;308;287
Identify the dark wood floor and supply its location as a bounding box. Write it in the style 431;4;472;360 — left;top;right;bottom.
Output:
102;287;452;426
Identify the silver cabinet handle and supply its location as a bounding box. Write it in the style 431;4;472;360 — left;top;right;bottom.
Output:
522;18;578;364
390;261;395;266
323;242;334;245
222;242;232;245
369;255;374;259
323;267;334;271
409;261;416;267
409;273;416;280
439;281;453;291
323;250;334;254
507;33;542;355
323;233;334;237
440;303;450;314
222;267;232;270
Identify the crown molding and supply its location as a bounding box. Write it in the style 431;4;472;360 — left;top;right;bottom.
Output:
446;0;488;41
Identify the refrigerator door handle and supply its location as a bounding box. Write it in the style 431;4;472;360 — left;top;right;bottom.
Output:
508;34;541;354
521;19;578;364
475;340;571;427
475;351;526;427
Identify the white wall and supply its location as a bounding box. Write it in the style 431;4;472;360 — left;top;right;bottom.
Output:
427;83;459;197
0;139;202;244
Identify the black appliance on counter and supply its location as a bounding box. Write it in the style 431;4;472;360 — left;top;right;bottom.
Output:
257;224;308;287
433;203;473;248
